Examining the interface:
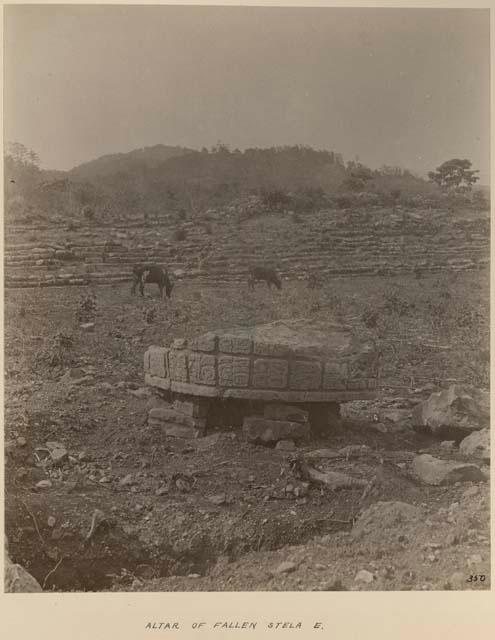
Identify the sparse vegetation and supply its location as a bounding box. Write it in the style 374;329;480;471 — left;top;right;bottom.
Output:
361;306;379;329
82;205;95;221
36;331;75;368
75;292;97;323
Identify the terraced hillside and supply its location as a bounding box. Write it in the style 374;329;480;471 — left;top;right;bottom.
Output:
4;207;489;289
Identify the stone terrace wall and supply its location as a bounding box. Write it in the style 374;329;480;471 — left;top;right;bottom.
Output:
4;207;489;288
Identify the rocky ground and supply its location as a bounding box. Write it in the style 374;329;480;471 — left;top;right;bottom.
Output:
3;272;490;592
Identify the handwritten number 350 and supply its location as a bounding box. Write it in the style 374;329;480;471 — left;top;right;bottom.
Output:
467;575;486;582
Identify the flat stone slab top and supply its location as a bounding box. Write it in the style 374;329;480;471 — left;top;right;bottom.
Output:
144;318;379;402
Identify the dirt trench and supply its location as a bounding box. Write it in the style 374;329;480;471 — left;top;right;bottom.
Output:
6;481;355;591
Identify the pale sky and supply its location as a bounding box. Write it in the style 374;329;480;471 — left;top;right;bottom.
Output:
4;6;490;181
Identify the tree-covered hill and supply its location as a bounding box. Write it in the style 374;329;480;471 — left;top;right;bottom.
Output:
68;144;193;182
4;142;487;226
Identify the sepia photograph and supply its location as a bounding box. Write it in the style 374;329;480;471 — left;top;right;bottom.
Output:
3;3;491;598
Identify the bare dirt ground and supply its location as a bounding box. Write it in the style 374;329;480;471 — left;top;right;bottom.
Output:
4;270;490;591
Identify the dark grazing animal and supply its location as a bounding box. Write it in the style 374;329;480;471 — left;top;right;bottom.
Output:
247;265;282;290
131;264;173;298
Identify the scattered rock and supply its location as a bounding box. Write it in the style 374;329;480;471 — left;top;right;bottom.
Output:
97;382;114;391
119;474;135;487
172;338;187;349
149;406;206;430
273;561;297;575
172;473;194;492
193;433;223;450
379;395;411;407
380;409;411;424
82;365;97;376
423;542;442;550
355;569;374;584
448;572;465;589
80;322;95;332
36;480;52;489
294;457;367;490
369;422;399;434
40;441;68;466
264;404;309;423
276;440;296;451
412;385;489;437
352;502;421;542
459;429;489;461
173;397;210;418
209;493;227;506
462;485;480;499
467;554;483;568
338;444;371;457
413;383;437;395
150;422;203;439
440;440;456;452
68;367;86;378
243;417;310;444
47;516;56;527
324;578;347;591
129;387;152;399
60;370;93;386
15;468;29;481
73;375;94;385
412;454;486;486
304;448;339;460
16;436;27;447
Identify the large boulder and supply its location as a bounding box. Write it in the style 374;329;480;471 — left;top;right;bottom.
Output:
352;501;421;543
243;416;310;444
263;403;309;423
411;385;489;438
412;454;486;486
459;429;490;461
5;554;42;592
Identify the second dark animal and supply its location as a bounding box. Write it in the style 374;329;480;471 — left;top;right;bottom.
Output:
131;264;174;298
247;265;282;290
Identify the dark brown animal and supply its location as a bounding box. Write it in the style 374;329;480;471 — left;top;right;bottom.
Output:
247;265;282;290
131;264;173;298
